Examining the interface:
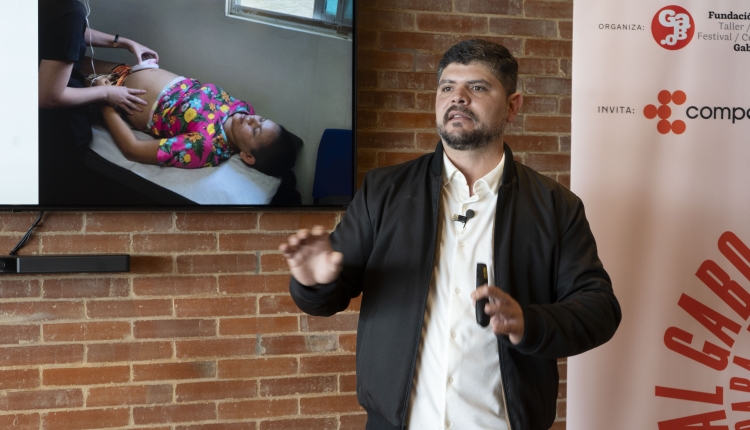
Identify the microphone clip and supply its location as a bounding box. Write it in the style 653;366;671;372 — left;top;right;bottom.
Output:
452;209;475;228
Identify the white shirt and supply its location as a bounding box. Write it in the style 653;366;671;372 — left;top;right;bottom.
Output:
407;152;510;430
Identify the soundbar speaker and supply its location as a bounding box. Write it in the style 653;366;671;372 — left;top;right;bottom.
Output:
0;255;130;274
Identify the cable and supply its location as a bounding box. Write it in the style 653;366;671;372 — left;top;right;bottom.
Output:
84;0;96;75
8;212;45;256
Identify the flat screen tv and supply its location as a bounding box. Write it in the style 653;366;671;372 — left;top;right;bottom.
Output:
2;0;354;210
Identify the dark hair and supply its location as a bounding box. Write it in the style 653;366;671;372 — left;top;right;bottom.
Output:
248;125;303;177
437;39;519;98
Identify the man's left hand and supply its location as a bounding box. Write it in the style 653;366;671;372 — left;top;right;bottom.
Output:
471;286;525;344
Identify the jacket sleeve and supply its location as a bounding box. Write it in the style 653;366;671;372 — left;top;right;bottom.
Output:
289;173;376;317
511;198;622;359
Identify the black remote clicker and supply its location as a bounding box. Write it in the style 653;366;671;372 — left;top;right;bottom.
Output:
476;263;490;327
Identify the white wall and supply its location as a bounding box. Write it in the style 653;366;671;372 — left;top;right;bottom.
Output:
86;0;353;204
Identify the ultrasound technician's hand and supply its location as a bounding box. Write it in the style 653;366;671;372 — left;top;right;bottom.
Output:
96;80;147;115
471;286;525;344
127;41;159;64
279;225;343;287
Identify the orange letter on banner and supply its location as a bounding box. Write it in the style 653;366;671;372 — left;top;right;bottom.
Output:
730;377;750;393
733;401;750;412
664;327;729;370
734;356;750;373
696;259;750;320
719;231;750;283
736;419;750;430
658;410;727;430
655;385;722;404
678;294;741;347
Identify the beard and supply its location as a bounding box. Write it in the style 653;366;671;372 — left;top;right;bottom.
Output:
437;107;506;151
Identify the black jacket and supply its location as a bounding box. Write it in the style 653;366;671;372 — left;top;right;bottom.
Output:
290;142;621;430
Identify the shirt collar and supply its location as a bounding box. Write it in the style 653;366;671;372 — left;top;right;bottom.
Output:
442;151;505;197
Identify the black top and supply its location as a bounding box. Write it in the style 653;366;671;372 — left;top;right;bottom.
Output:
38;0;91;146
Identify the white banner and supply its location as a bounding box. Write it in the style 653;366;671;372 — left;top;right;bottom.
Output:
570;1;750;428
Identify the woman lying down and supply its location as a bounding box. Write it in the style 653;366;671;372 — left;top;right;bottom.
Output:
89;60;301;177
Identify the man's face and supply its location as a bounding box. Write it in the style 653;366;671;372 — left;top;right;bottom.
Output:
435;62;519;151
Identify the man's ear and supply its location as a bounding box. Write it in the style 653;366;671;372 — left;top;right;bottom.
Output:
506;93;523;122
239;150;256;165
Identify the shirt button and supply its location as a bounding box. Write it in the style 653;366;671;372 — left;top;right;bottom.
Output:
459;242;465;248
454;288;461;295
446;420;451;428
450;331;457;339
448;377;453;384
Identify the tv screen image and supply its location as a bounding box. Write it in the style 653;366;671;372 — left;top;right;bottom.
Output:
4;0;354;209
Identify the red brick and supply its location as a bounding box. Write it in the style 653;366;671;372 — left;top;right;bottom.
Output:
357;29;377;49
259;254;288;273
220;316;299;336
558;381;567;399
175;212;258;231
560;59;571;77
218;357;298;379
560;98;571;114
299;354;355;375
340;414;368;430
379;111;435;130
357;131;415;149
525;1;573;19
260;418;337;430
378;151;428;167
558;174;570;189
518;58;559;76
358;70;377;89
357;110;378;129
0;345;82;366
301;313;359;332
259;375;336;397
129;255;174;274
550;421;567;430
175;297;255;317
415;93;435;110
43;407;128;430
490;18;557;37
505;135;559;153
417;14;488;34
340;374;357;392
359;10;414;30
559;21;572;39
176;338;256;358
0;325;39;345
133;276;217;296
134;362;216;382
85;213;173;233
260;335;336;355
358;91;416;111
300;394;362;414
461;35;524;57
339;333;357;353
380;31;456;52
178;424;255;430
524;77;571;95
219;274;289;294
454;0;523;15
218;399;297;420
43;366;130;386
0;213;80;233
0;413;39;429
356;151;377;171
525;116;571;133
415;52;443;72
87;299;172;318
559;136;571;153
43;322;131;342
5;389;82;410
417;132;441;150
522;96;558;114
0;301;82;321
258;294;300;315
258;213;338;232
134;319;216;339
176;254;257;274
376;0;451;12
558;358;568;380
43;278;128;299
41;234;130;254
557;398;566;418
0;236;40;255
0;369;39;390
525;153;571;172
175;380;257;402
358;50;414;70
380;72;436;91
0;280;40;298
88;342;173;363
134;404;216;425
133;233;216;253
87;384;173;407
219;233;287;252
525;39;572;58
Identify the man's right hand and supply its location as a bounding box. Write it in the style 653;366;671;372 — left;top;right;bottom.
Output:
279;225;343;287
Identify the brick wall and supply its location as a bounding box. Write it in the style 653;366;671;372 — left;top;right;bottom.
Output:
1;1;573;428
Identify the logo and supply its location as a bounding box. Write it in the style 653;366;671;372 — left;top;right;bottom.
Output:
644;90;687;134
652;5;695;50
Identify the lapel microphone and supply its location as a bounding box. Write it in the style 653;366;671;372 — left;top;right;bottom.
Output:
452;209;475;227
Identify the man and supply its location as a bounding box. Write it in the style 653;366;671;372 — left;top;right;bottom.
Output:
280;39;621;430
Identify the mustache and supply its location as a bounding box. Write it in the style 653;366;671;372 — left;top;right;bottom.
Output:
443;106;478;124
